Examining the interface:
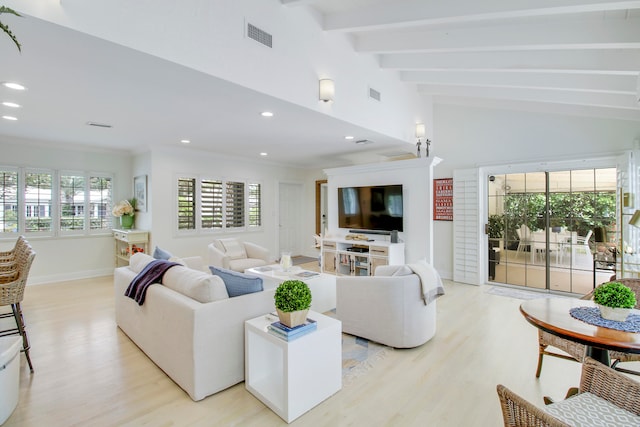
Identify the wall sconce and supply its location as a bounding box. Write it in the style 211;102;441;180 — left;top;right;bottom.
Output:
415;123;431;158
319;79;335;103
629;210;640;227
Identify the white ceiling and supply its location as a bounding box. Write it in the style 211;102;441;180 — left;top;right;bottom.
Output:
300;0;640;121
1;0;639;169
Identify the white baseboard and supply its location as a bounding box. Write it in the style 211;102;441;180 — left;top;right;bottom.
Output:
27;268;114;286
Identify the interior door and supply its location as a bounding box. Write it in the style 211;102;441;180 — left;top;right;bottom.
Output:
279;182;303;256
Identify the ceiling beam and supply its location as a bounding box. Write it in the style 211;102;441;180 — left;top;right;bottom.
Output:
432;95;640;121
379;50;640;74
355;19;640;53
323;0;640;32
418;83;639;109
402;71;637;93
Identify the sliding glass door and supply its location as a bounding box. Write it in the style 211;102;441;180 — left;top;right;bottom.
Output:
488;168;616;294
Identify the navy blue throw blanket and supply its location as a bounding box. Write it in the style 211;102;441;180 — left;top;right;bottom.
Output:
125;260;180;305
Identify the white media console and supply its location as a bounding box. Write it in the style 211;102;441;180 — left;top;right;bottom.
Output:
321;238;405;276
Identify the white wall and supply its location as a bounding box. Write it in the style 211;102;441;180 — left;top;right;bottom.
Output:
0;137;132;284
324;159;432;263
432;104;640;279
146;146;322;263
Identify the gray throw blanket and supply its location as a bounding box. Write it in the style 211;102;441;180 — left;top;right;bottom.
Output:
125;260;180;305
407;260;445;305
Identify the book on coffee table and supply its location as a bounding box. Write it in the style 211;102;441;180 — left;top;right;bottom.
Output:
267;319;317;341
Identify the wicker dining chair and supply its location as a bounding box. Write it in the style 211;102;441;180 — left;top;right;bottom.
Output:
0;235;27;262
0;242;36;372
535;278;640;378
498;358;640;427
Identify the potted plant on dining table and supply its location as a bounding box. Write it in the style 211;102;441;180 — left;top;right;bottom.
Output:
593;281;637;322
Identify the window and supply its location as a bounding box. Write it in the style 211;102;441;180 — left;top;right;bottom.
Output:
225;181;245;229
177;177;262;232
248;183;261;227
60;174;85;231
90;176;113;230
0;167;113;236
201;179;222;230
177;178;196;230
25;171;53;232
0;170;18;233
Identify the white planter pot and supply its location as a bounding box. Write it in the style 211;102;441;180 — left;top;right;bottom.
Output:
598;305;631;322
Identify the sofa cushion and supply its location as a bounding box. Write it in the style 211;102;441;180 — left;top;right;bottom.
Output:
218;238;247;260
130;253;156;273
545;392;640;426
163;266;229;303
375;264;413;277
153;246;173;260
209;266;263;297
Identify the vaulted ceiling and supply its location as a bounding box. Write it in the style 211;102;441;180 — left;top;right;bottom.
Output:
1;1;638;170
298;0;640;121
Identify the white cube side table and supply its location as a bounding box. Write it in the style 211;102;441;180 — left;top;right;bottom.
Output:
245;311;342;423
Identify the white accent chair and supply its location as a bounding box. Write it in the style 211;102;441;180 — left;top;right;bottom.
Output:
516;224;531;258
208;238;270;272
336;265;437;348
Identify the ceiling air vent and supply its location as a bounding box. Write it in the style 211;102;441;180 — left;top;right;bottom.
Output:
86;121;112;128
247;23;273;48
369;87;381;102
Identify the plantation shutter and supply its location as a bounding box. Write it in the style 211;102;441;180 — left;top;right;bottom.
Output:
201;179;223;230
225;181;245;229
177;178;196;230
248;183;261;227
453;168;481;285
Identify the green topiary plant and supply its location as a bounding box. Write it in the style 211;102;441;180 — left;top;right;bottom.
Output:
274;280;312;312
593;282;637;309
1;6;22;52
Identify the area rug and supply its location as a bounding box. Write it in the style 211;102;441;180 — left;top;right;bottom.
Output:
322;309;393;384
341;333;392;385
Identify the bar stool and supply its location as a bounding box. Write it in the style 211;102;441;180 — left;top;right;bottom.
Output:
0;242;36;373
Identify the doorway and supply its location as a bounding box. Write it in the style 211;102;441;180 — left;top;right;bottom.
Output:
279;182;304;256
487;168;617;294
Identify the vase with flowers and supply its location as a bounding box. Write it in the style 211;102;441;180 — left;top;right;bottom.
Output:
113;198;137;229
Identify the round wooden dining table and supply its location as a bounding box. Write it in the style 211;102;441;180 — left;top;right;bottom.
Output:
520;297;640;365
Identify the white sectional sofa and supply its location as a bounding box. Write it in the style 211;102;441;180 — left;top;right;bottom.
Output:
114;253;276;401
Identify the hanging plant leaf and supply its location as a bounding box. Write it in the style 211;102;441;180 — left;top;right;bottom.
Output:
0;6;22;52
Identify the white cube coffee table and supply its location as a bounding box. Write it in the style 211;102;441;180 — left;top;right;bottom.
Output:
245;265;336;313
244;311;341;423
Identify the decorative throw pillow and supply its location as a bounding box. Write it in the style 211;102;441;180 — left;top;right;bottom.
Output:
218;238;247;260
153;246;173;260
209;266;263;297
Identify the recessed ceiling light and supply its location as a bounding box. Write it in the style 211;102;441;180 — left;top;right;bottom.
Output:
2;102;20;108
260;152;268;156
180;139;191;144
261;111;273;117
344;136;354;140
2;82;26;91
2;115;18;121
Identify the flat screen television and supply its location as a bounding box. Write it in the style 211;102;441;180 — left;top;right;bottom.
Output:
337;184;403;232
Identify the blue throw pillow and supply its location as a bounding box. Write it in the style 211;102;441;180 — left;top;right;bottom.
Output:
209;266;263;297
153;246;173;260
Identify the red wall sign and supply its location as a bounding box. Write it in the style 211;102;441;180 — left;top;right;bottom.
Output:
433;178;453;221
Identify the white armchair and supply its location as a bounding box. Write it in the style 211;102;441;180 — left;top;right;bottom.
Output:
208;238;271;272
336;265;437;348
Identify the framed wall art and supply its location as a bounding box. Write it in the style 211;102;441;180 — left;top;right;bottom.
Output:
134;175;148;212
433;178;453;221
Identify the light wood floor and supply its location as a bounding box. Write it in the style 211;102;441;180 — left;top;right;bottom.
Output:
2;266;637;426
